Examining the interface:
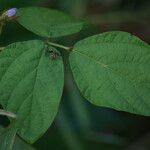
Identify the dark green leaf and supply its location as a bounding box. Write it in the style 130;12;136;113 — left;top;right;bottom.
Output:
16;7;84;38
0;40;64;143
69;31;150;116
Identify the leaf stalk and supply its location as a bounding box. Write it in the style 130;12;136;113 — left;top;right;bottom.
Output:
0;109;16;119
47;41;71;51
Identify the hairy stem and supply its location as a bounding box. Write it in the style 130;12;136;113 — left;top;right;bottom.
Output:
47;41;71;51
0;109;16;118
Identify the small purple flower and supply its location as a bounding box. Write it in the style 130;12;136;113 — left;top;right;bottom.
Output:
6;8;17;17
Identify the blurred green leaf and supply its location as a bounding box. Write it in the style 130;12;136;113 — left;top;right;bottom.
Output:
88;10;150;25
67;74;91;133
56;106;83;150
17;7;84;38
0;125;17;150
0;0;41;8
0;40;64;143
69;31;150;116
0;126;35;150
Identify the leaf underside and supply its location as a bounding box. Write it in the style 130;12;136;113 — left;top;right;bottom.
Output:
69;31;150;116
0;40;64;143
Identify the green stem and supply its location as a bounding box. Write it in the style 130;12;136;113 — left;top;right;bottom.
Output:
0;109;16;118
0;16;4;22
47;41;71;51
0;22;4;35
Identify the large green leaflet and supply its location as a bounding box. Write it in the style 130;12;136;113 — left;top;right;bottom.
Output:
69;31;150;116
0;40;64;143
16;7;84;38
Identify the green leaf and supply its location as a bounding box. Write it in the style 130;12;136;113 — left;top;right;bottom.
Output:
69;31;150;116
0;125;17;150
0;40;64;143
16;7;84;38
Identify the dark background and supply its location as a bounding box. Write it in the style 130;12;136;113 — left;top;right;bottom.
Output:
0;0;150;150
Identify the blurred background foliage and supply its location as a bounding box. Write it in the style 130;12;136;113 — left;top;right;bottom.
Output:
0;0;150;150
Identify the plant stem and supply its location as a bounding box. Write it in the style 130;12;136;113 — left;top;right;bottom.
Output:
47;41;71;51
0;109;16;118
0;16;4;22
0;22;4;35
